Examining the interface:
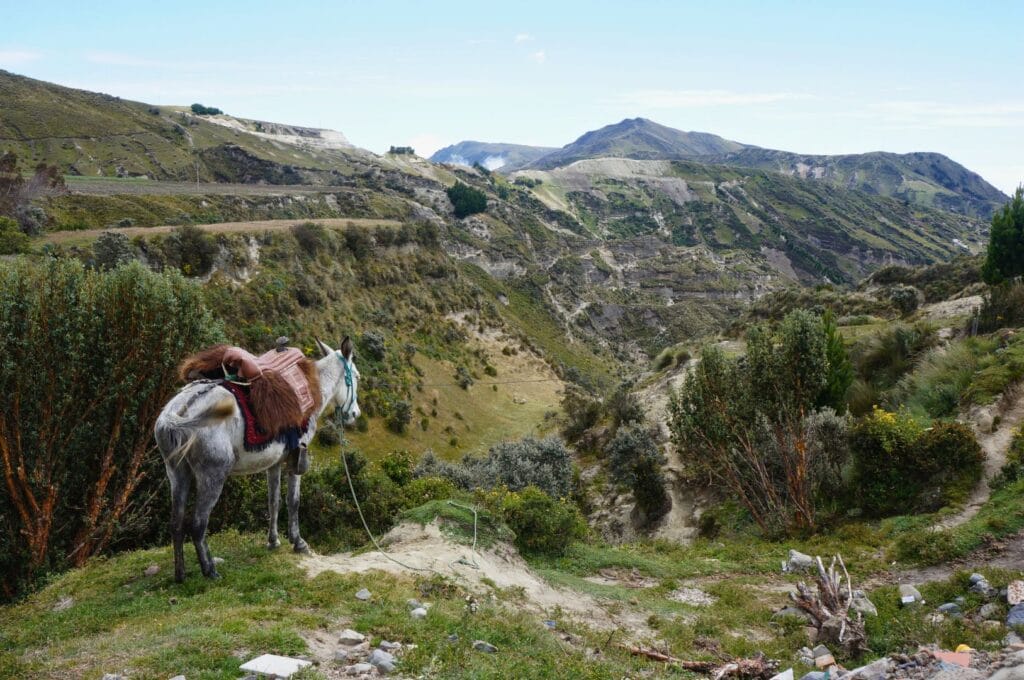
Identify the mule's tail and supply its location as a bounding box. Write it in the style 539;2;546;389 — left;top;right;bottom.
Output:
156;397;236;466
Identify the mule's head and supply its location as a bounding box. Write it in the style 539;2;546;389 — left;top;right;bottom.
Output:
316;336;361;425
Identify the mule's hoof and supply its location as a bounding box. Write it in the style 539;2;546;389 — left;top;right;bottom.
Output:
204;569;221;580
293;539;310;554
267;539;281;551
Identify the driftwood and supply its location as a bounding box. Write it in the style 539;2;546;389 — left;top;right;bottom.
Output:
618;644;779;679
790;554;869;656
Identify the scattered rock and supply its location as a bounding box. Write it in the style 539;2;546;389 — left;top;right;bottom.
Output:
811;645;831;659
345;662;373;675
379;640;401;652
406;598;423;609
1009;581;1024;606
1006;631;1024;647
784;549;815;573
939;602;962;615
446;634;459;643
102;675;124;680
239;654;312;678
368;649;396;674
543;620;557;629
52;596;74;612
213;556;224;566
804;626;819;645
769;669;794;680
899;584;923;605
934;650;971;667
851;590;878;617
1007;603;1024;627
969;573;986;585
981;603;1003;620
668;586;716;606
338;629;366;646
472;640;498;653
333;649;351;663
847;657;890;680
410;607;428;619
929;613;947;625
814;654;835;669
799;673;826;680
983;620;1004;632
988;665;1024;680
930;669;984;680
355;588;371;601
144;564;160;577
168;676;186;680
970;576;997;599
773;606;817;624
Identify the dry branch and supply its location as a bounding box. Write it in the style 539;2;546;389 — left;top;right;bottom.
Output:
618;644;779;679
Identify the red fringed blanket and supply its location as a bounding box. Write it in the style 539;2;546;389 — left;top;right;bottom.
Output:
221;381;309;451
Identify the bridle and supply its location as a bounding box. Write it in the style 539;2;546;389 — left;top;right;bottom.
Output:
334;350;359;420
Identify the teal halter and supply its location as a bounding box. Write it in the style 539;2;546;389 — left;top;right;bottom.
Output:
335;350;358;419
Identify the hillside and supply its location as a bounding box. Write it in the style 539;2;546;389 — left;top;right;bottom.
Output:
527;117;749;169
706;147;1009;219
430;141;556;171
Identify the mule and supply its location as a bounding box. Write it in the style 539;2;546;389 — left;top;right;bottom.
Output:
155;338;360;582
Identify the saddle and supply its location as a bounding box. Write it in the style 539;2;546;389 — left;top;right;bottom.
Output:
178;344;322;438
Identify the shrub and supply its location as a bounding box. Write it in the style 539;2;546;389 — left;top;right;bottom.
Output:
387;400;413;434
982;187;1024;284
291;222;327;256
0;216;30;255
0;259;222;600
498;486;586;556
343;225;373;260
162;224;217;276
361;330;387;361
455;365;474;389
380;450;414;486
888;285;921;316
607;426;671;524
560;384;602;443
608;381;644;430
93;230;135;270
851;410;982;516
977;282;1024;332
190;103;223;115
445;182;487;219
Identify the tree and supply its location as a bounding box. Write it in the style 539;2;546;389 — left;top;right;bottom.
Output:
0;217;30;255
819;310;853;411
982;187;1024;284
606;426;670;524
445;182;487;219
0;151;65;235
0;260;222;600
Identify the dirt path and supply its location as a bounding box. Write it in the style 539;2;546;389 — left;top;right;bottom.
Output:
935;388;1024;530
39;217;401;244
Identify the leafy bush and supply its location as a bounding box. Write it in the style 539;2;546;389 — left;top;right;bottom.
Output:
387;400;413;434
559;384;601;443
161;224;217;276
414;436;576;499
343;224;373;260
0;259;222;600
888;284;921;316
992;428;1024;489
380;450;414;486
982;187;1024;284
362;330;387;361
977;282;1024;332
851;409;983;516
0;216;30;255
606;426;670;524
190;103;223;115
445;182;487;219
497;486;586;556
93;230;135;270
291;222;328;256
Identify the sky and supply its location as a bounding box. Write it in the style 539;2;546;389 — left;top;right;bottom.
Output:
2;0;1022;193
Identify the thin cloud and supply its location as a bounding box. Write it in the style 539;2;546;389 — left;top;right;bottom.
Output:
0;49;42;66
514;33;533;43
868;100;1024;129
531;50;546;64
615;89;812;108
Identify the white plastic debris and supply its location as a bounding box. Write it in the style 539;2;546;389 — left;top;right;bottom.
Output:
239;654;311;678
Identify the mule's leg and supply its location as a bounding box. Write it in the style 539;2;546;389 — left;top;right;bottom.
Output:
165;461;192;583
266;463;282;550
191;459;232;579
286;471;309;554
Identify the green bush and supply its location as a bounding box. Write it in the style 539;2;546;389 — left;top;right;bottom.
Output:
851;409;983;516
445;182;487;219
380;450;414;486
982;187;1024;284
605;426;670;524
93;230;135;269
499;486;586;556
977;282;1024;332
291;222;328;256
162;224;218;276
0;216;30;255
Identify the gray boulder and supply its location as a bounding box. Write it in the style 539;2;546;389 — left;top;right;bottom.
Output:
938;602;961;615
784;550;815;573
899;584;922;605
473;640;498;653
851;590;878;617
368;649;396;674
411;607;428;619
355;588;371;601
338;629;366;646
1008;603;1024;627
980;602;1002;620
846;657;890;680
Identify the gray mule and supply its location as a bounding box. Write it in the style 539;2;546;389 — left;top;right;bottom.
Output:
155;338;359;582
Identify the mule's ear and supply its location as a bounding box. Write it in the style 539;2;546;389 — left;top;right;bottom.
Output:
340;335;354;359
315;338;333;357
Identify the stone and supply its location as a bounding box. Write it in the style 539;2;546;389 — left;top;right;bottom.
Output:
769;669;794;680
968;573;986;585
239;653;312;678
1008;603;1024;627
213;556;224;565
169;676;186;680
847;657;890;680
983;620;1004;631
980;603;1002;620
446;633;459;643
411;607;428;619
102;675;124;680
338;629;366;646
406;598;423;609
1006;631;1024;646
928;613;947;625
52;596;74;612
543;620;557;629
379;640;401;651
785;549;815;573
930;669;984;680
144;564;160;576
799;673;826;680
970;578;996;599
814;654;835;669
899;584;922;605
804;626;819;645
811;645;831;659
1009;581;1024;606
368;649;396;674
851;590;878;617
346;662;373;675
938;602;962;615
333;649;351;663
355;588;371;601
773;606;817;624
988;666;1024;680
472;640;498;653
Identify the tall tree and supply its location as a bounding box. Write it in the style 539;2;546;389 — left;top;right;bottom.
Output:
982;187;1024;284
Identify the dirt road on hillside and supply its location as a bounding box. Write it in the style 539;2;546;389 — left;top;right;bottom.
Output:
40;217;401;244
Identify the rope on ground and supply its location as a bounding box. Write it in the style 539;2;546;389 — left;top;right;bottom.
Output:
446;500;481;570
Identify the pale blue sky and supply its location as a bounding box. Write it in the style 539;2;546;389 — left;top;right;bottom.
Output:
3;1;1022;193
